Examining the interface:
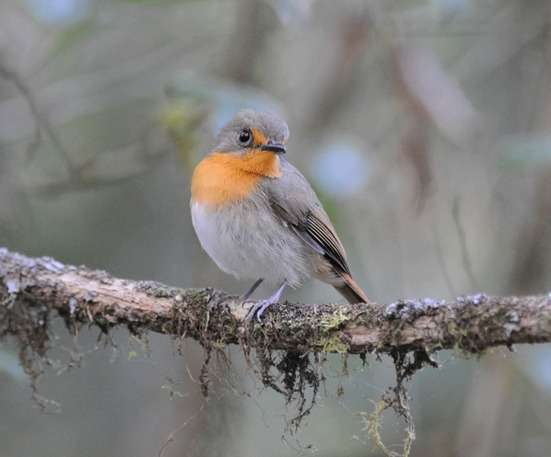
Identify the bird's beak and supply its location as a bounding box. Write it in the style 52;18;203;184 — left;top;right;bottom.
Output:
260;142;286;154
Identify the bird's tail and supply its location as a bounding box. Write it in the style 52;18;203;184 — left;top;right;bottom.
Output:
334;273;369;304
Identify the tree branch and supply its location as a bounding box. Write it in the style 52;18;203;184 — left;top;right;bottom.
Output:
1;247;550;355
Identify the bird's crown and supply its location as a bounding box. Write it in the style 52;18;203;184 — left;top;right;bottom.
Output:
214;109;289;154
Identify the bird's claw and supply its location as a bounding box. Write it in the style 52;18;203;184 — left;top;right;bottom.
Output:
245;299;274;322
243;280;287;323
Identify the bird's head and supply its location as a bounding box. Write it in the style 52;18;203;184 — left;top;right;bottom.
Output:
214;109;289;156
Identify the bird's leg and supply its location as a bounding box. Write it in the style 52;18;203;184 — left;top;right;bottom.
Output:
246;280;287;322
241;278;264;300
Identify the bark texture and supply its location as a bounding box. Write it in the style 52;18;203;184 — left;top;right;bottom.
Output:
1;247;550;355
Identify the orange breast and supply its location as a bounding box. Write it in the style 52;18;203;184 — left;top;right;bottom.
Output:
191;151;281;207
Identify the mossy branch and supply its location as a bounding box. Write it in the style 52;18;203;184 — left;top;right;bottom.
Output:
1;247;551;356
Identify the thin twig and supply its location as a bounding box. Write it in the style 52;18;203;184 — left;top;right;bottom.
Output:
0;58;77;174
452;196;481;291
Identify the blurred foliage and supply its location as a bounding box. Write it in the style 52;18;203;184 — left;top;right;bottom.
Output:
1;0;551;456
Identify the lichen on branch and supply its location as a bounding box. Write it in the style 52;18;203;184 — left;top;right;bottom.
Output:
1;247;551;359
2;247;551;456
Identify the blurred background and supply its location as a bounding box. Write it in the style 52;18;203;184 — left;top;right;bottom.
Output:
1;0;551;456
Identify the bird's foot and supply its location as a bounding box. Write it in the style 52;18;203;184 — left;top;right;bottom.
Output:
245;281;287;322
240;278;264;301
245;298;277;322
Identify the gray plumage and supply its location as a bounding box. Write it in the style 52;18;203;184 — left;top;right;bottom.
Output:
191;161;313;287
214;109;290;152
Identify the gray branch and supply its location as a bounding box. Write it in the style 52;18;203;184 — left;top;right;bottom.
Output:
1;247;550;355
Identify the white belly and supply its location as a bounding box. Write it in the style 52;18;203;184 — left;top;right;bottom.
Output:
191;200;311;287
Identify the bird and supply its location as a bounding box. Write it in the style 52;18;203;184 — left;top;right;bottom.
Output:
190;109;369;320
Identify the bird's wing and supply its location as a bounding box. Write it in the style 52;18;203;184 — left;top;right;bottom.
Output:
264;159;351;275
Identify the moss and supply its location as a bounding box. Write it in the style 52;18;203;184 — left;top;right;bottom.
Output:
182;288;214;304
0;280;66;412
136;280;181;299
0;248;437;452
364;400;393;456
315;334;348;353
319;308;350;331
309;308;353;353
361;391;414;457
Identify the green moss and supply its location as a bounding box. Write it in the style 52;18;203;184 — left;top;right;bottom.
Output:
364;400;392;456
361;398;414;457
136;280;178;299
316;334;348;353
445;318;482;356
311;308;352;353
319;308;350;331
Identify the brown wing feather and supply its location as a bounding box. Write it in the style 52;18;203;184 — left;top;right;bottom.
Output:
337;273;370;303
302;211;350;275
270;199;351;275
264;159;369;303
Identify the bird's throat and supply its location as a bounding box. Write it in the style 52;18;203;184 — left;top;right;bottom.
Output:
191;151;281;207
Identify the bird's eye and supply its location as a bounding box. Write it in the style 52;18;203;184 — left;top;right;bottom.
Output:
238;128;252;146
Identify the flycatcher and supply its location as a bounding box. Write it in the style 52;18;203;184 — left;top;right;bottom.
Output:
191;109;369;319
